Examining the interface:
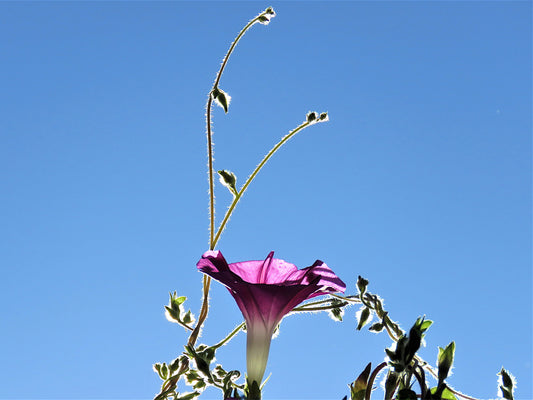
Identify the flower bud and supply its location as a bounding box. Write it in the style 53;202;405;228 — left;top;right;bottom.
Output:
306;111;318;122
498;368;515;400
437;341;455;382
257;7;276;25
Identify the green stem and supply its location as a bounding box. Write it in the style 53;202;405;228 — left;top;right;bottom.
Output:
207;8;273;250
212;322;246;349
294;297;336;309
330;293;362;303
414;358;480;400
191;8;274;351
187;275;211;347
292;304;347;312
212;120;312;247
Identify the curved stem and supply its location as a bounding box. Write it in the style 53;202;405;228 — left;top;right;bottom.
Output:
414;358;481;400
212;120;311;247
190;8;274;350
207;9;272;251
212;13;265;91
187;275;211;347
212;321;246;349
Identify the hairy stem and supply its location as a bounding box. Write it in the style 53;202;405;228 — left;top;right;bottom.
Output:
190;7;275;351
212;120;313;247
207;8;273;250
187;275;211;347
212;321;246;350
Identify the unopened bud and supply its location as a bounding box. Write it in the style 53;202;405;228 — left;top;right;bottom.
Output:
437;341;455;382
306;111;318;122
258;7;276;25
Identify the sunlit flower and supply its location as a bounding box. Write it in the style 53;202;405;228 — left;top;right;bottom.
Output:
197;250;346;389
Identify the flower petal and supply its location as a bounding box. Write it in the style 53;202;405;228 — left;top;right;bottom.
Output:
196;250;346;387
229;252;299;284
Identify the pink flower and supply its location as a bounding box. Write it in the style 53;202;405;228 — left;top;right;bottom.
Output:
197;250;346;388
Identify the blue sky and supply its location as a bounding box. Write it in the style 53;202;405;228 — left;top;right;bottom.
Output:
0;1;531;399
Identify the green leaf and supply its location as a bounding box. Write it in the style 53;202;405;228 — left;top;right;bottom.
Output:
430;386;457;400
368;322;384;333
356;307;371;330
437;341;455;382
350;363;371;400
199;346;216;364
186;370;201;384
176;392;201;400
329;306;344;321
165;306;180;323
193;380;207;390
213;364;227;379
217;170;238;196
171;295;187;309
420;319;433;332
166;292;189;324
183;310;194;325
212;87;231;113
498;368;515;400
328;299;345;322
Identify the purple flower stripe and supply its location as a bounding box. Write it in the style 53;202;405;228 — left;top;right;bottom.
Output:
197;250;346;326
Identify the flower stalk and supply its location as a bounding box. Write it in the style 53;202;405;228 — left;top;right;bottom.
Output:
191;7;277;350
212;117;324;247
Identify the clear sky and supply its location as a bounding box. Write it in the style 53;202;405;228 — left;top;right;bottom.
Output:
0;1;531;400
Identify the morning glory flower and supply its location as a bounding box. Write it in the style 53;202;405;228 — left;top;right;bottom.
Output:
197;250;346;392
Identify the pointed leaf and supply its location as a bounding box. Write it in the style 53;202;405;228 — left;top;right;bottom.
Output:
212;87;231;113
356;307;371;330
498;368;515;400
217;170;238;196
350;363;371;400
368;322;384;333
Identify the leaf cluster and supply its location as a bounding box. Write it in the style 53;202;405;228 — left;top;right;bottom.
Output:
165;292;195;331
153;342;244;400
